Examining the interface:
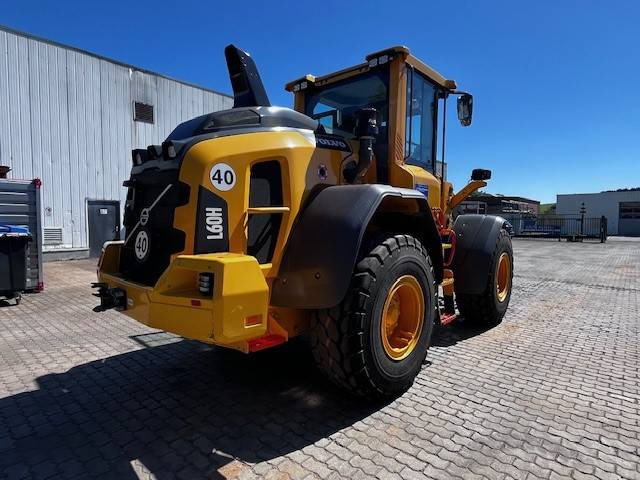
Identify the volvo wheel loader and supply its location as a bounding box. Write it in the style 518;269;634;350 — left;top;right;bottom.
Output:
93;45;513;398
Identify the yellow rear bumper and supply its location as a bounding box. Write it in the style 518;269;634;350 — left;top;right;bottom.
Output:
97;242;269;350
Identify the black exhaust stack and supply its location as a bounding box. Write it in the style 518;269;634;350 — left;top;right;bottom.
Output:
224;45;271;108
344;108;379;183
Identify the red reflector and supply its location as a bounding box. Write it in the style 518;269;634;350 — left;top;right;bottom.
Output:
440;312;457;326
247;334;286;353
37;281;44;292
244;314;262;327
190;299;202;307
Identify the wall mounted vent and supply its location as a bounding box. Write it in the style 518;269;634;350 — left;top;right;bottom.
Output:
134;102;154;124
43;227;63;245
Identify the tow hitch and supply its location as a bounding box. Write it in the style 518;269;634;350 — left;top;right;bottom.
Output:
91;283;127;312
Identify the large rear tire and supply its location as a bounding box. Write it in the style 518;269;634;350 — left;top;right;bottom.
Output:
456;229;513;326
311;234;437;398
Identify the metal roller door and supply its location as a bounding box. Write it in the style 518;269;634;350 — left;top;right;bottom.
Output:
619;202;640;236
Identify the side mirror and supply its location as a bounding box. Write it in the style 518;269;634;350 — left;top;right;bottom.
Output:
457;93;473;126
471;168;491;181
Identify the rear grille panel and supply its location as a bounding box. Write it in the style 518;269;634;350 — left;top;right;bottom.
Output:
120;166;190;286
118;138;288;284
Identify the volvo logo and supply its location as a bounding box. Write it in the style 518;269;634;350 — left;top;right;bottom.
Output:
140;208;149;226
317;137;348;149
315;134;351;152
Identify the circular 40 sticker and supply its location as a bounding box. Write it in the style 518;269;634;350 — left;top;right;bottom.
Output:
210;163;236;191
134;230;150;261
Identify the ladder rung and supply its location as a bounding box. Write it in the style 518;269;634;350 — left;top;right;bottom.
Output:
247;206;290;214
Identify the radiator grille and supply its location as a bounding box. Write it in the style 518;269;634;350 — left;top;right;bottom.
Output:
120;168;189;286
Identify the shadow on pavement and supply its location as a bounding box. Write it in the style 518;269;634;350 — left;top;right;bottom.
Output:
0;334;384;479
430;318;498;348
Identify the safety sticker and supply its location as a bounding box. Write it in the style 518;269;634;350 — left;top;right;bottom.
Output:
210;163;236;191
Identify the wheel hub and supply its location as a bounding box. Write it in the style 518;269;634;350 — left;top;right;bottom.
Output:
496;252;511;303
381;275;425;360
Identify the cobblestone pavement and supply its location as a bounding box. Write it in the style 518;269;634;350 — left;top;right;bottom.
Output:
1;238;639;480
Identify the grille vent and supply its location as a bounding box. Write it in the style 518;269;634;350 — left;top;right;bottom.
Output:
134;102;154;124
43;227;63;245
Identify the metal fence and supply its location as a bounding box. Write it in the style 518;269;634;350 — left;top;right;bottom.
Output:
502;214;607;242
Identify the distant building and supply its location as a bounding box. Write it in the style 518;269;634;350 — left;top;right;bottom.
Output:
457;194;540;216
539;203;556;215
0;25;232;259
557;189;640;236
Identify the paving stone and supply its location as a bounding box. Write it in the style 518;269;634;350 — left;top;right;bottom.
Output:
0;240;638;479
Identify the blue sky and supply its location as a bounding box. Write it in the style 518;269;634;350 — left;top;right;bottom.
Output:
2;0;639;203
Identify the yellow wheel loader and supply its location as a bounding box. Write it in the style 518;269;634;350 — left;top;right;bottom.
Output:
93;45;513;398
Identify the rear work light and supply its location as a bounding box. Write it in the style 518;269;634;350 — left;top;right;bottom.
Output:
198;273;213;296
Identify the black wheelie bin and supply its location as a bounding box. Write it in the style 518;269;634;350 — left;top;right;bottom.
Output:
0;225;31;305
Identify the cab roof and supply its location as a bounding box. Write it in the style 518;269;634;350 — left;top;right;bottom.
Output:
285;45;457;92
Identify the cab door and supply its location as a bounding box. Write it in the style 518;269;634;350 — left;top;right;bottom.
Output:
401;67;442;209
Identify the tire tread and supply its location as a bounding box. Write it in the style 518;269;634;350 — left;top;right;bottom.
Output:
456;229;513;325
311;234;436;398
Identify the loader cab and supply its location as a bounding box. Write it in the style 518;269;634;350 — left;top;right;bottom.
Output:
287;46;472;206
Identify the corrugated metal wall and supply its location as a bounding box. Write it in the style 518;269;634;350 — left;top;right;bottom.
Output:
0;27;233;251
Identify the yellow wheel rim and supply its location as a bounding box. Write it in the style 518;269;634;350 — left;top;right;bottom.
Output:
380;275;425;361
496;252;511;303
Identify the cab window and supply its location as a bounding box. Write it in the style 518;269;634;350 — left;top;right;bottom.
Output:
305;69;389;140
405;68;438;172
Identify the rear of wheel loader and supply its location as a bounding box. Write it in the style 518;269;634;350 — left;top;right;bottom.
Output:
93;44;513;398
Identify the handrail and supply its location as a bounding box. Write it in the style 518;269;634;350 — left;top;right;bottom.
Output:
246;206;290;214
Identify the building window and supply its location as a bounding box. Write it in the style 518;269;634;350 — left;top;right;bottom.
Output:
459;202;486;215
134;102;154;124
619;202;640;219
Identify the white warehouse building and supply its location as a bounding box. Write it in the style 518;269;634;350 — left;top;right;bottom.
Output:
0;25;232;259
556;190;640;236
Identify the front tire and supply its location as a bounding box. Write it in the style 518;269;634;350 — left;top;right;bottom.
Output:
456;229;513;325
311;234;437;398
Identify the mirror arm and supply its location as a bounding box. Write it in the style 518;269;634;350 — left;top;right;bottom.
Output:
448;180;488;211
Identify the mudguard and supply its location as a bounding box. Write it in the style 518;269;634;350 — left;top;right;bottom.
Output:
271;184;443;309
451;214;509;294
